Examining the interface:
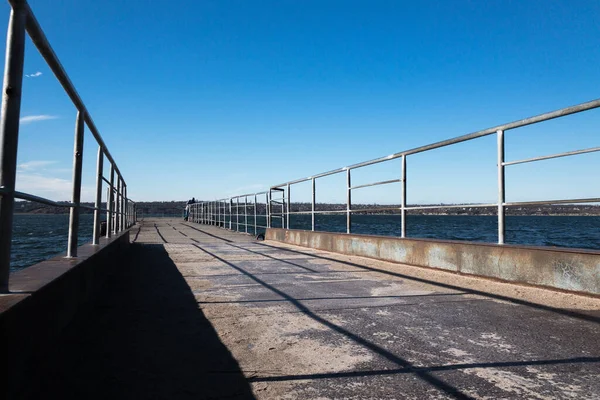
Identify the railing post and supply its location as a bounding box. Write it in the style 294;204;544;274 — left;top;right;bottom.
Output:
311;177;316;231
114;177;121;233
123;185;128;228
121;182;126;230
266;192;271;228
286;184;290;229
229;199;232;230
106;164;114;238
401;154;406;238
67;111;85;257
346;168;351;234
121;183;124;229
254;194;257;236
0;4;26;290
92;146;103;244
236;197;239;231
280;190;284;228
244;196;248;233
497;129;506;244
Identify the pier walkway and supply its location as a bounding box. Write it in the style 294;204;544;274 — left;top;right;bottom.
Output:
22;218;600;399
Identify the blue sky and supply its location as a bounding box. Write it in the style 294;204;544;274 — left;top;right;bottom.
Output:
3;0;599;204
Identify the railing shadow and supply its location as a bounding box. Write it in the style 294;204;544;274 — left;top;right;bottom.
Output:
192;243;475;400
19;243;255;399
174;222;600;324
256;242;600;324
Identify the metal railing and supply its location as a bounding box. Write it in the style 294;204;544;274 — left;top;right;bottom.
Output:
188;97;600;243
187;192;270;236
0;0;136;291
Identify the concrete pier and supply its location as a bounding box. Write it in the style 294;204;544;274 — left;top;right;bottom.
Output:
19;218;600;399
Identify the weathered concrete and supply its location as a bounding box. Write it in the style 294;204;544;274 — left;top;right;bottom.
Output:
0;230;130;398
22;218;600;399
266;228;600;296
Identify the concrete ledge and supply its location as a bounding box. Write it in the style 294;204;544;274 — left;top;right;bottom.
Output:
0;230;130;397
266;228;600;296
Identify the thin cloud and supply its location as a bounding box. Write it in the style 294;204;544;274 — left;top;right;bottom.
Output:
25;71;42;78
16;173;95;202
19;114;58;125
18;160;57;171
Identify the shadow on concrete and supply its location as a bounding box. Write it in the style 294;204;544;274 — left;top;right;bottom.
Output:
256;242;600;324
197;292;468;305
19;244;255;400
192;243;475;400
181;223;234;243
154;223;168;243
226;242;319;273
191;242;600;398
131;224;142;243
247;356;600;383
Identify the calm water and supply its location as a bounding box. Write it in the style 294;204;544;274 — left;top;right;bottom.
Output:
10;214;600;272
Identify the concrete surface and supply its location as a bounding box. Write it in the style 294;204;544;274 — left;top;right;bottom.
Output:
266;228;600;295
21;218;600;400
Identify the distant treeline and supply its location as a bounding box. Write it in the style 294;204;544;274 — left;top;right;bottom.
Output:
15;200;600;216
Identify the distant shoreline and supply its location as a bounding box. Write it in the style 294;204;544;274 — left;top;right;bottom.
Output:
13;200;600;217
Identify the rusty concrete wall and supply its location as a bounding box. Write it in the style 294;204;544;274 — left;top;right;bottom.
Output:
266;228;600;296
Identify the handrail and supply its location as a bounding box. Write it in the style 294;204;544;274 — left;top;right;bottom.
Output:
271;98;600;188
188;97;599;245
0;0;137;291
11;0;124;178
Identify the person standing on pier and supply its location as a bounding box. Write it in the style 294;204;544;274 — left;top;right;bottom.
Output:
184;197;195;221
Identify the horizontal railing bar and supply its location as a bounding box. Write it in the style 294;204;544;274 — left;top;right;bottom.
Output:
503;146;600;166
349;206;400;213
10;190;123;212
350;179;401;190
503;198;600;207
79;204;106;212
230;191;268;198
286;210;347;215
14;191;71;207
270;98;600;189
406;203;497;210
287;204;497;214
272;168;345;188
17;1;125;181
403;99;600;156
